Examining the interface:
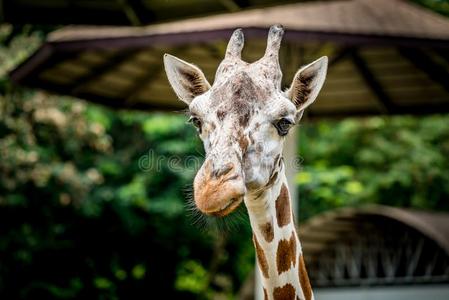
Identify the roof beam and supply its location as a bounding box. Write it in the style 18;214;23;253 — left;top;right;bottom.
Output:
116;0;142;26
200;43;224;60
116;0;155;25
124;64;163;105
434;49;449;64
71;49;140;95
329;47;353;67
219;0;241;12
23;78;181;111
399;47;449;94
10;44;78;86
125;47;188;105
350;49;397;114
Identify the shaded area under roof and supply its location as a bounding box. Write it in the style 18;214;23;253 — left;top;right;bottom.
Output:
1;0;299;26
10;0;449;117
299;205;449;287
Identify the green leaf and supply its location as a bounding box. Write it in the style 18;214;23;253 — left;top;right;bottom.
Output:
94;277;113;290
131;264;146;280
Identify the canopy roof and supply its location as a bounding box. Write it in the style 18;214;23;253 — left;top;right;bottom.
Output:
10;0;449;117
300;205;449;287
45;0;449;42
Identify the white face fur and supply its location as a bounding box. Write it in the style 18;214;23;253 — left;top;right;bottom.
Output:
164;25;327;216
187;72;297;189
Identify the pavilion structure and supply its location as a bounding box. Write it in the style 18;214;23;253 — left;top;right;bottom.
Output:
9;0;449;299
300;205;449;300
10;0;449;118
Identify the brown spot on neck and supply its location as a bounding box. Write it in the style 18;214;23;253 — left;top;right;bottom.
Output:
275;184;291;227
273;283;296;300
263;288;268;300
298;254;313;300
253;234;269;278
276;231;297;274
259;221;274;243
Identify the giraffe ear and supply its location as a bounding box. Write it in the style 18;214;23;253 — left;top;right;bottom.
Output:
286;56;328;118
163;54;211;104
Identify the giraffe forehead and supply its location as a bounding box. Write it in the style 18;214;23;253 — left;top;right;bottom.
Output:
217;57;282;87
190;66;294;127
207;82;250;125
208;69;275;125
211;71;268;104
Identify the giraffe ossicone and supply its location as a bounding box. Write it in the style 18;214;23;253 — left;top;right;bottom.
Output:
164;25;327;300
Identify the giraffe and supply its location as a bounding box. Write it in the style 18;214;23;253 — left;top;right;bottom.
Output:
164;25;327;300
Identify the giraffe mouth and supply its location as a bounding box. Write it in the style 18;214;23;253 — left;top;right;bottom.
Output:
209;197;243;217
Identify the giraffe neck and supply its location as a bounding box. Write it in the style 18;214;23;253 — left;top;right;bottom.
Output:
244;166;313;300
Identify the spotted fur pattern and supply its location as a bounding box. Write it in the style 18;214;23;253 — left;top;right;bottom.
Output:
164;25;326;300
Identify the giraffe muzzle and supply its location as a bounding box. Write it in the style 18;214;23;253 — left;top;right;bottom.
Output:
193;161;245;217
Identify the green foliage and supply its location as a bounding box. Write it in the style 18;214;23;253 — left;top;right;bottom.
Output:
175;260;209;294
298;116;449;220
0;25;42;82
412;0;449;17
131;265;146;280
296;165;364;219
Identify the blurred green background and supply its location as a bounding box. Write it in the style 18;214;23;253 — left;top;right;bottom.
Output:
1;1;449;297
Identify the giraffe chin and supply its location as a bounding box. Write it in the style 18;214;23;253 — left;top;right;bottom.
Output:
206;197;243;217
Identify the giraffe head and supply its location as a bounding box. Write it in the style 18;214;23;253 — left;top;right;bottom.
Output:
164;25;327;217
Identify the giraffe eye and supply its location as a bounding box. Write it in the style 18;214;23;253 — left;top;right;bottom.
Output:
189;116;202;133
274;118;294;136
